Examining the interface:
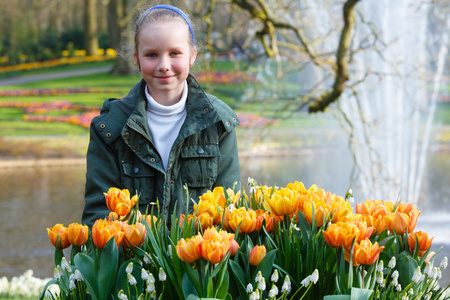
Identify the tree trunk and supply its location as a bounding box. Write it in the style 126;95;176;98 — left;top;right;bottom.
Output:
108;0;134;75
84;0;99;56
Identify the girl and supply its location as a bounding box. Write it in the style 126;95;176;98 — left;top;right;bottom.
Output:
82;5;241;227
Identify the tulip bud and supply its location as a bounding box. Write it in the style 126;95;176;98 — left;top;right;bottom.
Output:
249;245;266;266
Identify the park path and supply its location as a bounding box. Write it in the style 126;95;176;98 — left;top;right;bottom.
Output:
0;66;112;87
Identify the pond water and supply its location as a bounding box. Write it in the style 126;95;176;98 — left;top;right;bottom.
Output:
0;148;449;286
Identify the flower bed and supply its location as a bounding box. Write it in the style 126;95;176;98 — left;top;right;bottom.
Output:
41;180;449;300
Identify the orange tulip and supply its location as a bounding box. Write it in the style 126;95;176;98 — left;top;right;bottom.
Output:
385;208;420;235
229;240;240;256
68;223;89;246
92;219;125;249
355;199;393;219
330;196;352;223
104;187;138;217
123;223;147;249
323;223;351;248
249;245;267;266
176;234;203;263
350;239;384;266
264;187;300;216
199;186;240;209
47;224;70;249
408;231;434;257
227;207;257;233
200;227;230;264
363;215;387;235
139;214;158;227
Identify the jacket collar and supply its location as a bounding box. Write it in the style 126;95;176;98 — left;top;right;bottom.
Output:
125;75;222;142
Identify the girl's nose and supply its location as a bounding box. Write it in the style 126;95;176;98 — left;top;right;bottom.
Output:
158;57;170;72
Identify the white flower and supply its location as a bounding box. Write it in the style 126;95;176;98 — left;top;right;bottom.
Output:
392;278;398;287
401;295;408;300
147;281;155;293
250;291;258;300
431;267;439;279
424;292;432;300
391;270;399;280
257;277;266;291
388;257;396;269
167;245;173;259
376;260;384;273
148;273;155;283
151;290;157;299
396;284;402;292
376;272;384;284
348;197;354;204
440;257;448;270
424;261;433;276
126;262;133;274
268;284;279;298
411;267;422;283
228;203;235;213
61;257;71;273
54;266;63;280
128;273;137;286
143;253;154;266
380;279;386;288
247;283;254;293
438;270;442;280
281;275;291;294
44;290;53;299
248;177;255;185
408;288;414;295
74;269;83;281
271;269;279;283
249;186;256;194
255;271;263;283
158;268;166;281
118;290;128;300
69;280;76;290
300;276;311;287
310;269;319;284
141;269;149;281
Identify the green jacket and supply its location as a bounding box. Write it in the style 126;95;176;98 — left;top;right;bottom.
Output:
82;75;241;227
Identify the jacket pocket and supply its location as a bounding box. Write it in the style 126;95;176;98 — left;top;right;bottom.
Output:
180;144;219;188
121;160;155;205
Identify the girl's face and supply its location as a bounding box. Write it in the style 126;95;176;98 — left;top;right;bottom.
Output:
134;20;196;106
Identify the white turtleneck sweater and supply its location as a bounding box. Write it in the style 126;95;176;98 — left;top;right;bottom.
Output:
145;81;188;171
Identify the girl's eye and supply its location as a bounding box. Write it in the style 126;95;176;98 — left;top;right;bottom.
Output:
171;52;180;56
147;53;156;58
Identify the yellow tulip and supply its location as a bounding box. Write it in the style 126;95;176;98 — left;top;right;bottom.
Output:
47;224;70;249
176;234;203;263
408;231;434;257
302;198;330;227
264;187;300;216
249;245;267;266
329;196;352;223
194;199;221;225
363;215;387;235
104;187;138;217
227;207;257;233
68;223;89;246
323;223;349;248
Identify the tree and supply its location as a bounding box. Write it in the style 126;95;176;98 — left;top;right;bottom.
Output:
84;0;99;56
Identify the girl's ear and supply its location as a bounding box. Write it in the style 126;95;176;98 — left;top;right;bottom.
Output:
133;52;140;70
189;46;197;67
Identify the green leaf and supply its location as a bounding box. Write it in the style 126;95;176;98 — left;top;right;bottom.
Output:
350;287;373;300
183;273;200;299
396;251;418;288
37;279;59;300
114;259;144;298
97;238;119;300
206;276;214;297
215;270;230;299
323;295;351;300
254;249;277;282
229;259;247;296
74;253;99;300
183;260;202;295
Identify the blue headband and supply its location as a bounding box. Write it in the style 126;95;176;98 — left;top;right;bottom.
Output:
146;5;194;44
